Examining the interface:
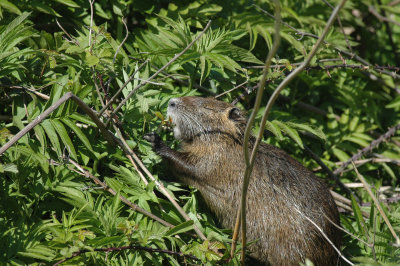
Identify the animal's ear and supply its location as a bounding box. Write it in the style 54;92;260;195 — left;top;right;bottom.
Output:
228;107;241;120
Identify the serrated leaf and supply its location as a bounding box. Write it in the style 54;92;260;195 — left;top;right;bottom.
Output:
42;119;62;157
286;122;326;141
85;52;99;66
61;117;94;154
33;124;46;153
0;0;22;15
350;194;368;238
385;96;400;109
165;220;194;236
274;121;303;148
51;119;77;160
54;0;79;8
265;120;283;140
332;148;349;162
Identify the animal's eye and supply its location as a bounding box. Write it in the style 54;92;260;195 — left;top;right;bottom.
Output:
228;108;241;120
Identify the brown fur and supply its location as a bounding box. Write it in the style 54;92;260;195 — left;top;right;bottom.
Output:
145;96;341;265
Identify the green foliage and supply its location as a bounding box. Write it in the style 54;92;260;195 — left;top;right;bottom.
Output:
0;0;400;265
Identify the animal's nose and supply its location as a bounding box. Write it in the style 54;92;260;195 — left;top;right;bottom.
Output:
168;98;179;108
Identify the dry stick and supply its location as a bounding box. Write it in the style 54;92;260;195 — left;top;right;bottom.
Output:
294;208;354;265
352;162;400;245
331;191;370;218
315;157;400;171
68;159;173;228
236;1;348;264
232;1;281;264
88;0;95;52
0;92;114;156
53;245;199;266
113;17;129;64
333;123;400;175
103;20;212;126
247;63;400;73
254;4;400;80
56;19;79;46
389;0;400;6
214;80;249;99
114;129;148;185
0;84;50;100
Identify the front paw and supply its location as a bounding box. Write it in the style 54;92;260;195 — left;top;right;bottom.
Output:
144;132;162;149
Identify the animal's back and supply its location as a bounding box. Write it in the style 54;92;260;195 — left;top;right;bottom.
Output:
145;96;341;265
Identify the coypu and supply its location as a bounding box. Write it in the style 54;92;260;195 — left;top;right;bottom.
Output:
144;96;341;265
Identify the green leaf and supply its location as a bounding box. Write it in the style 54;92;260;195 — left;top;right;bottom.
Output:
286;122;326;141
265;120;283;140
274;121;304;148
85;52;99;66
165;220;194;236
332;148;349;162
61;117;94;154
51;119;77;160
385;96;400;109
0;0;22;15
350;195;368;238
54;0;79;8
41;119;62;157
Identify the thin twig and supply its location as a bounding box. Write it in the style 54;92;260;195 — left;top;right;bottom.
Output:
53;244;199;265
0;84;50;100
104;20;212;126
333;123;400;175
352;162;400;245
324;213;372;247
369;5;400;28
215;80;249;99
55;19;80;46
113;17;129;64
294;207;354;265
88;0;95;52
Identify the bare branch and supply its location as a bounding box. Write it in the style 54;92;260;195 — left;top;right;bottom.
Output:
369;5;400;27
334;123;400;175
294;207;354;265
113;17;129;64
53;244;199;265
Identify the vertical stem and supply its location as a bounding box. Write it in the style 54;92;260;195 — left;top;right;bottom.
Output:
233;0;348;264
